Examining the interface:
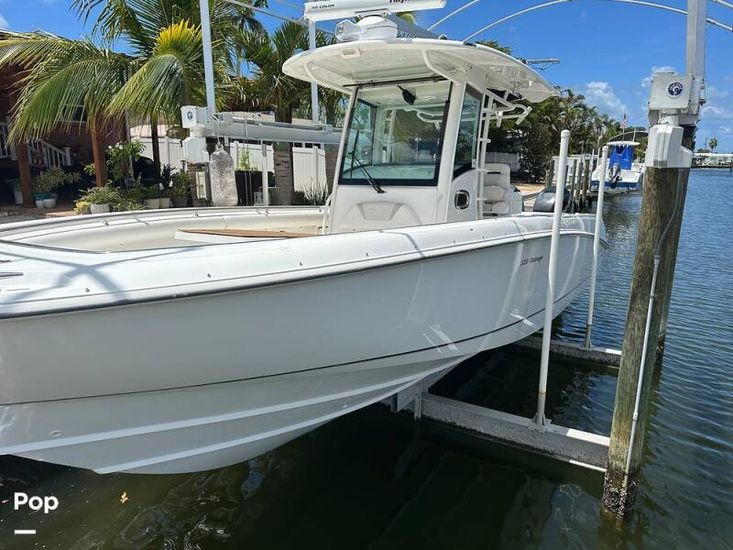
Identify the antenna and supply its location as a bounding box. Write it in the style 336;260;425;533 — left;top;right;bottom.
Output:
304;0;445;22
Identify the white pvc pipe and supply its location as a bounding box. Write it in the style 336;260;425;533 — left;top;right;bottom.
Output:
535;129;570;427
584;145;608;348
199;0;217;115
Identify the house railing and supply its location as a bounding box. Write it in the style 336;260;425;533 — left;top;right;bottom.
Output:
0;121;12;159
27;140;71;169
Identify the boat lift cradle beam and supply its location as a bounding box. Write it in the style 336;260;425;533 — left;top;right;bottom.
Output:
389;129;618;473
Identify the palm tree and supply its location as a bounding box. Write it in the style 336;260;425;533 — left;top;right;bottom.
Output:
73;0;263;171
1;0;260;186
709;137;718;152
0;32;133;185
235;21;310;204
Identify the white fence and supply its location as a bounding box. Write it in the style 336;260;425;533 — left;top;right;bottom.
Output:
137;137;329;192
135;136;188;171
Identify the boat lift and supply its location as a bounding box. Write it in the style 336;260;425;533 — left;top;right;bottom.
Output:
192;0;716;488
389;134;617;472
181;106;340;205
191;0;623;471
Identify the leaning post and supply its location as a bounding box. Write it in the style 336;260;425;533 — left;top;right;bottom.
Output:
603;0;704;516
534;129;570;426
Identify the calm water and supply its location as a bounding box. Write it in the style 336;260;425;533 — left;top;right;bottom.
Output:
1;170;731;549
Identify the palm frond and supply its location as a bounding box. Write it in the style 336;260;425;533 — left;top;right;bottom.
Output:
0;33;131;141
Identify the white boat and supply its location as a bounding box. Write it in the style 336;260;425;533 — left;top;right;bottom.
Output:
591;141;644;195
0;17;604;474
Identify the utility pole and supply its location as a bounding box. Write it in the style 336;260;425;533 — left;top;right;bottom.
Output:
602;0;704;516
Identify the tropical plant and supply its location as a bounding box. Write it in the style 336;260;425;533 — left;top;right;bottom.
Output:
238;148;254;171
74;199;92;214
33;168;81;194
157;163;172;187
122;185;146;203
107;141;145;183
0;32;132;185
73;0;268;167
171;171;191;198
113;197;144;212
235;22;311;204
143;185;160;199
79;184;122;205
301;178;329;205
709;137;718;152
0;0;262;185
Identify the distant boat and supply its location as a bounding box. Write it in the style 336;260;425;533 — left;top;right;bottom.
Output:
591;141;644;195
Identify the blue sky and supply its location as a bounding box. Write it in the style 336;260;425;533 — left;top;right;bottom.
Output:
1;0;732;150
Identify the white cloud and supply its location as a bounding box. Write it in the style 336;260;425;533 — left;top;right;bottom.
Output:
706;85;730;99
641;65;676;88
0;13;8;29
702;105;733;119
582;81;628;120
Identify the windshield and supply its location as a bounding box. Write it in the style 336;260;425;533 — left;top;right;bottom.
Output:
340;79;451;187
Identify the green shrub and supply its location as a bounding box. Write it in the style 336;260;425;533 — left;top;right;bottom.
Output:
171;171;190;198
113;198;144;212
33;168;81;194
78;185;122;205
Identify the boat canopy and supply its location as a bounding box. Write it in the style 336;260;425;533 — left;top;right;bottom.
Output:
283;39;557;104
607;141;640;147
609;142;637;169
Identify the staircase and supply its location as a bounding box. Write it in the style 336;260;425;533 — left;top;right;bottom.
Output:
1;121;72;169
27;140;71;169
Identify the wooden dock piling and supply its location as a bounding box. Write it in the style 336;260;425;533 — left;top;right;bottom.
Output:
602;166;690;515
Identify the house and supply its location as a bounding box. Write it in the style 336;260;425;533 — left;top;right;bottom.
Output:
0;62;125;206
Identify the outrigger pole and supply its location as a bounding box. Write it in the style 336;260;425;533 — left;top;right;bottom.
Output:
459;0;732;41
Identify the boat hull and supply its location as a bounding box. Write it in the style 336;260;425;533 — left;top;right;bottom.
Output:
0;214;599;473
